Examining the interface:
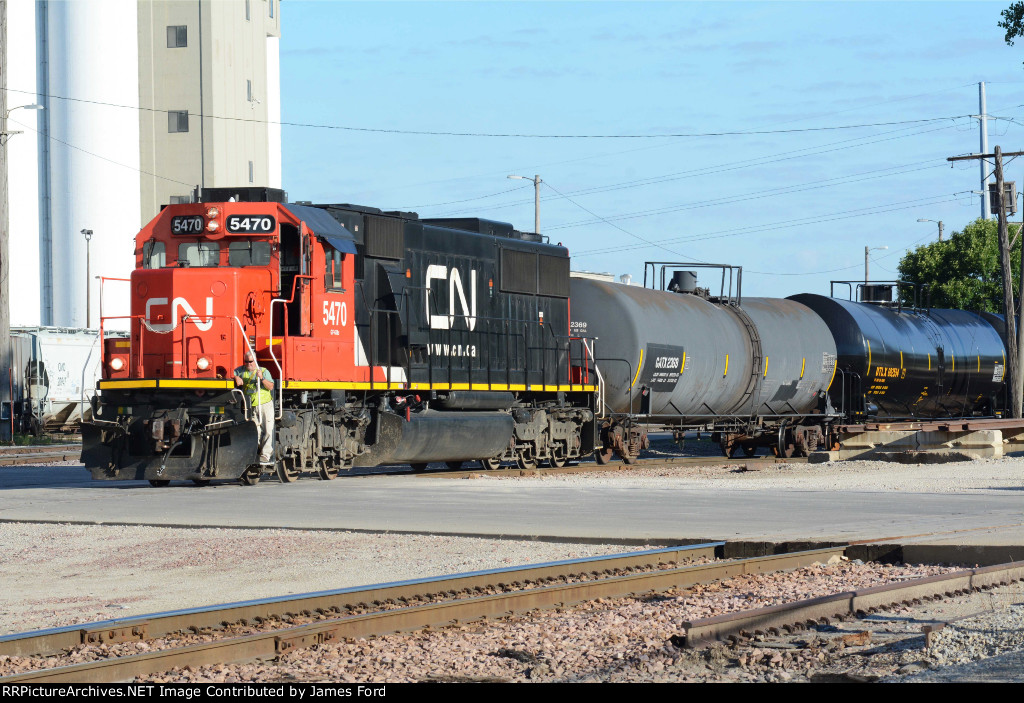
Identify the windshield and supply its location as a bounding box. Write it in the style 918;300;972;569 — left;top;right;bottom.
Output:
229;240;272;267
178;242;220;267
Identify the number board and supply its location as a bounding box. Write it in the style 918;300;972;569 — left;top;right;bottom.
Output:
226;215;276;234
171;216;204;234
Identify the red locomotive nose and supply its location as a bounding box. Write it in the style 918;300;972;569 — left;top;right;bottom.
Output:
131;268;242;379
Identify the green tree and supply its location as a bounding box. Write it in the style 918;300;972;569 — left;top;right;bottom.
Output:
897;218;1022;312
1000;2;1024;49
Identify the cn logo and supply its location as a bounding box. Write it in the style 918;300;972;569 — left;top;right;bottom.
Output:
425;264;476;331
145;297;214;332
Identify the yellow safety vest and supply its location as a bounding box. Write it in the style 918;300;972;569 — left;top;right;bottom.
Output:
238;367;273;407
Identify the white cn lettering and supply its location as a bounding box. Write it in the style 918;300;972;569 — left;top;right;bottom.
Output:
145;297;214;332
425;265;477;332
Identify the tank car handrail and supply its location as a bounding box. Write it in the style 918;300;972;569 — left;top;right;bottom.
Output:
269;274;313;419
580;338;604;416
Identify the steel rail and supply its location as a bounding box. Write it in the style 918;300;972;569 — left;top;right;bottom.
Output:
680;559;1024;648
0;546;845;683
0;543;724;659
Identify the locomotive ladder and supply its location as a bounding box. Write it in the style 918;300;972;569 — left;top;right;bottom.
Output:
725;303;764;421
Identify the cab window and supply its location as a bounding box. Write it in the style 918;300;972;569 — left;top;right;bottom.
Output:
324;245;345;292
229;240;271;267
178;242;220;267
142;240;166;269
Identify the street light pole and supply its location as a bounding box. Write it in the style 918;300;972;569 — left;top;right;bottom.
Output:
864;245;888;284
917;218;944;242
81;229;93;328
507;174;542;234
1;82;45;439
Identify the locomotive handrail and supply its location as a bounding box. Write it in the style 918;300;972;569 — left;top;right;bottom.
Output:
269;274;313;419
85;277;134;424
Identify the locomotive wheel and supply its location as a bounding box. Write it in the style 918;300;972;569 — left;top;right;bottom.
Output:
148;479;170;487
480;457;502;470
317;459;339;480
410;462;429;472
238;467;261;486
594;447;615;465
277;457;300;483
192;479;211;487
516;448;538;471
445;461;463;470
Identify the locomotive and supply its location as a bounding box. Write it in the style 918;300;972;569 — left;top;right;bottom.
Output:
82;187;598;485
81;187;1009;484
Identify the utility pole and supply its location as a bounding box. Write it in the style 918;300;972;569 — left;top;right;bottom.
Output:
950;146;1024;417
980;82;992;220
0;0;9;441
507;174;542;234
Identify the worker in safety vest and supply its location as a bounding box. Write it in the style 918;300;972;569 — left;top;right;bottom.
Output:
233;350;275;466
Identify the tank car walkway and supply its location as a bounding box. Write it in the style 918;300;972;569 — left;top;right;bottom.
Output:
2;461;1024;549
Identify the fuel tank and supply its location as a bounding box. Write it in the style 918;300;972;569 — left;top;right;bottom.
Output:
789;294;1006;417
570;279;837;419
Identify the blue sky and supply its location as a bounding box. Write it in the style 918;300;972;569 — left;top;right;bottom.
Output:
279;1;1024;299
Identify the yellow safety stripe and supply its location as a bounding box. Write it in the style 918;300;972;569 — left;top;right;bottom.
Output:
866;340;872;377
763;356;768;378
680;351;686;373
799;357;805;380
826;358;838;392
283;381;597;392
98;379;231;390
99;379;598;393
723;354;729;377
631;350;644;390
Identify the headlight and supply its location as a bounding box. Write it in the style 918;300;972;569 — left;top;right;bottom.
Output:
109;357;124;371
206;207;220;218
206;220;220;232
197;357;211;371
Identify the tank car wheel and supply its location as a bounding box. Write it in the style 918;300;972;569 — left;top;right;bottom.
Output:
191;479;211;487
618;449;636;465
410;462;429;472
480;456;502;470
776;421;796;459
239;467;261;486
742;445;757;457
148;479;170;487
277;457;301;483
445;461;463;470
594;447;615;465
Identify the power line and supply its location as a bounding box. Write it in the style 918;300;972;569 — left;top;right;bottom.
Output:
548;160;947;232
574;192;968;259
7;114;194;187
430;121;961;217
4;87;972;139
542;181;691;260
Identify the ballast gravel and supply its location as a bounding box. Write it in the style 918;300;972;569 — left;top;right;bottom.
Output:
0;522;638;636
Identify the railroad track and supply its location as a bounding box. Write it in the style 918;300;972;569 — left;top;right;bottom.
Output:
1;543;838;683
0;444;80;466
5;544;1020;683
